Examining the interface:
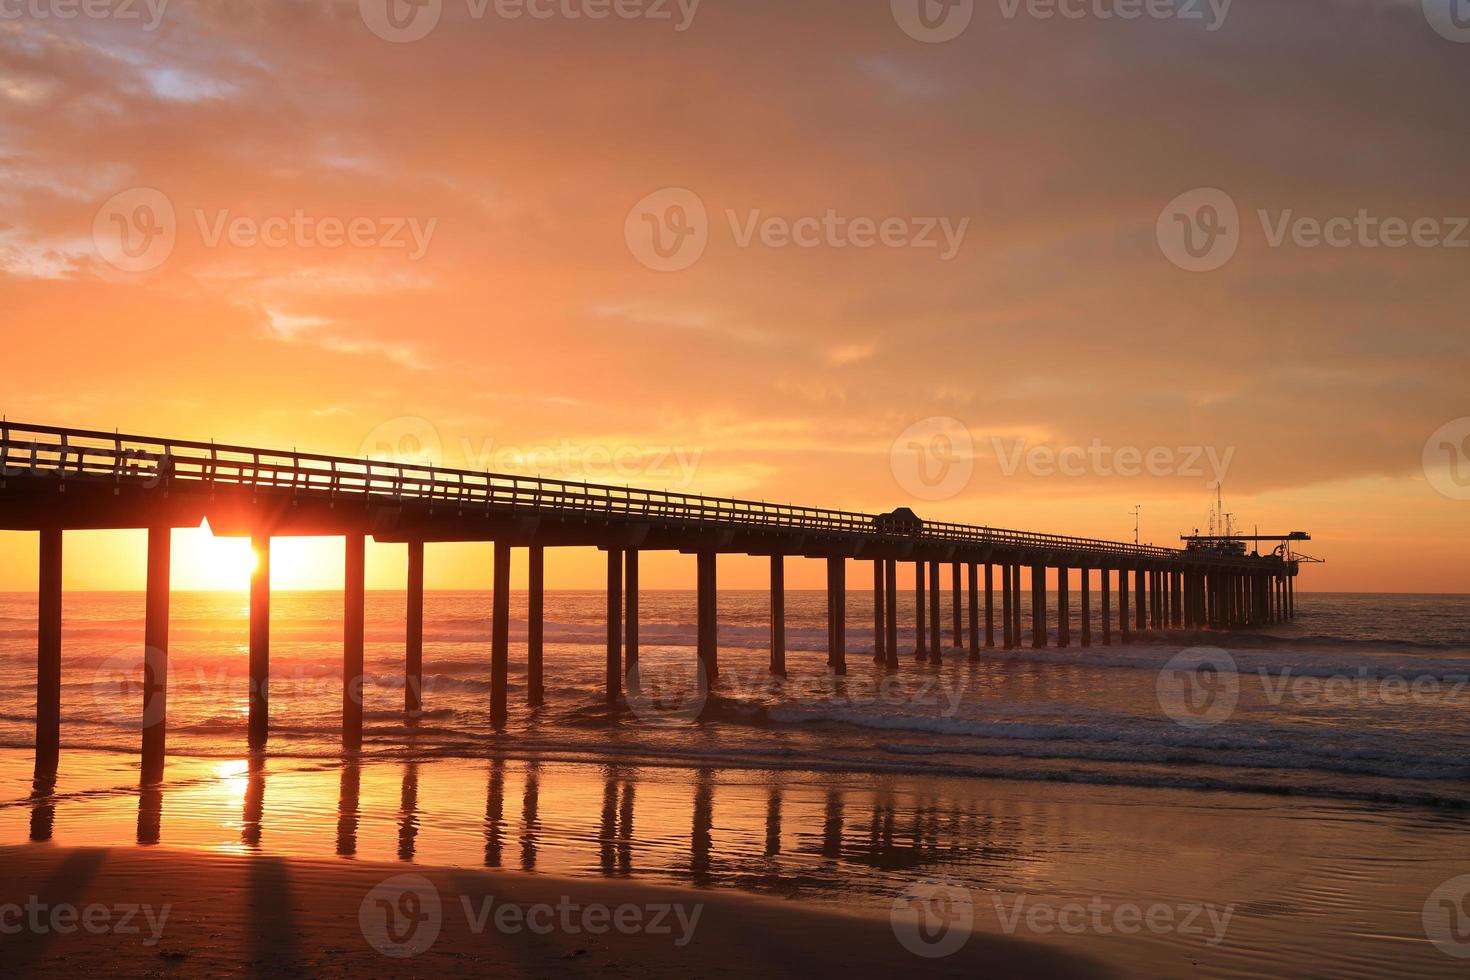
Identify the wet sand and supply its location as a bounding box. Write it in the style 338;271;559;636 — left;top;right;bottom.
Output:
0;844;1109;978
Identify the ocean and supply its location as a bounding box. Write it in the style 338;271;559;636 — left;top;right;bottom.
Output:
1;590;1468;976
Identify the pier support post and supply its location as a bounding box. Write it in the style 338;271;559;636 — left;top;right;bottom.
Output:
1080;567;1091;648
406;540;425;718
914;561;927;661
928;561;941;664
827;557;846;675
885;559;899;670
248;535;270;749
1001;563;1014;649
1147;570;1157;630
872;559;885;665
952;563;963;648
984;562;995;648
1031;564;1046;648
1288;575;1295;620
1135;567;1146;632
35;528;62;776
870;558;882;667
344;533;366;749
493;542;512;724
1172;571;1183;628
527;545;544;706
1119;568;1130;642
141;526;170;781
1058;565;1070;648
604;547;621;707
1101;566;1112;646
770;556;786;676
967;563;980;660
625;550;640;674
1011;562;1022;649
698;551;719;681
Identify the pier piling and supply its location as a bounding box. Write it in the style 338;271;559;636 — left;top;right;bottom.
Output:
1031;564;1046;648
141;526;169;781
698;551;719;680
406;540;424;718
884;559;899;670
493;541;512;725
625;549;640;674
527;545;544;706
827;557;846;675
343;533;365;749
872;559;885;666
1058;565;1070;648
248;535;270;749
984;562;995;649
770;556;786;677
604;547;621;707
1080;567;1091;648
967;563;980;660
914;561;927;661
928;561;941;664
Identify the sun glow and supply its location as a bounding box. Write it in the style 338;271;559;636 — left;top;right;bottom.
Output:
170;522;258;591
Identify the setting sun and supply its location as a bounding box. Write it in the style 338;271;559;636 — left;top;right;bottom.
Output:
168;522;256;591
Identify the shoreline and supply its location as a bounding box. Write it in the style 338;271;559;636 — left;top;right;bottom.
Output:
4;736;1467;812
0;843;1112;978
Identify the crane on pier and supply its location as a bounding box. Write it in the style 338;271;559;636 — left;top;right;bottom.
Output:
1180;486;1321;562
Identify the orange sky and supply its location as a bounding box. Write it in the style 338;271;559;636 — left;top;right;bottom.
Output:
1;3;1467;592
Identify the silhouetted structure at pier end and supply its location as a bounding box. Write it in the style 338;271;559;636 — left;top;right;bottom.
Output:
0;422;1303;778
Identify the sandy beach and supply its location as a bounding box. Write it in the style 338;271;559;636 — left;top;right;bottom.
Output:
1;843;1109;978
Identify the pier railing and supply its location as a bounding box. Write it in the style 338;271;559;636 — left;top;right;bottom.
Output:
0;421;1238;563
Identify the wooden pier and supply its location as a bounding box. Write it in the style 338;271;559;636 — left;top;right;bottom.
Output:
0;422;1301;777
